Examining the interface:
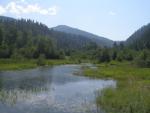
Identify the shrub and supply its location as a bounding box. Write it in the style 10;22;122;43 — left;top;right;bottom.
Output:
37;54;46;66
135;50;150;67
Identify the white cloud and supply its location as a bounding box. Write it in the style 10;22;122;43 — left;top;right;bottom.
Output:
48;6;58;15
109;11;117;16
0;1;59;16
0;6;6;15
6;2;21;14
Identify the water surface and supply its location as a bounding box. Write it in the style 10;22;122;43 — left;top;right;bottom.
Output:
0;65;116;113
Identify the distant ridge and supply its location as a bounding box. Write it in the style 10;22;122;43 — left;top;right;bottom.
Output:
52;25;114;47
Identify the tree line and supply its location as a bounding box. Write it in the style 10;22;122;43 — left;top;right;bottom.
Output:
0;16;96;60
0;16;150;67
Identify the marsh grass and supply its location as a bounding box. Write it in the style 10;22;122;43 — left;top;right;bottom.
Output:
83;61;150;113
97;82;150;113
0;59;37;71
0;87;48;106
0;59;79;71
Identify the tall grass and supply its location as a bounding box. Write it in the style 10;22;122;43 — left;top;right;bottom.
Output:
0;88;47;105
83;61;150;113
0;59;37;70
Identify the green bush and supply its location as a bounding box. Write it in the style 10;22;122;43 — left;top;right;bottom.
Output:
135;50;150;67
37;54;46;66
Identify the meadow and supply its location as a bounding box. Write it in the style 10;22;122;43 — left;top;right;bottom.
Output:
83;61;150;113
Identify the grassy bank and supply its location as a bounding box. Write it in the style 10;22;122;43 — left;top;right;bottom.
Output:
83;61;150;113
0;59;79;71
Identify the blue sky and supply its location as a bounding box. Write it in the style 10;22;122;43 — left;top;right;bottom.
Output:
0;0;150;41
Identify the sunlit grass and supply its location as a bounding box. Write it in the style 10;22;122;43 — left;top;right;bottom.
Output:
83;61;150;113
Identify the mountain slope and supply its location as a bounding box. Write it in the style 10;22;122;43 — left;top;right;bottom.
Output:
49;30;96;50
126;23;150;49
0;16;96;56
52;25;114;47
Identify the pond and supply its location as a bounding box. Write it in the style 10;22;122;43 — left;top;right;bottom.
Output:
0;65;116;113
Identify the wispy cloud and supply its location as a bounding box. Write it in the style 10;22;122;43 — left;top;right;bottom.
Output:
109;11;117;16
15;0;26;3
0;1;59;16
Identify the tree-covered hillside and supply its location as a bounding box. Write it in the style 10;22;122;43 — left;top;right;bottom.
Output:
53;25;114;47
0;16;96;59
126;23;150;50
0;16;59;59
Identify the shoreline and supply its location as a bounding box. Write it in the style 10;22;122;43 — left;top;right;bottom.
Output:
0;59;79;71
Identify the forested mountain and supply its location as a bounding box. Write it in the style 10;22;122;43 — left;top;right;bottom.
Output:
1;15;149;65
0;16;97;59
126;23;150;50
52;25;114;47
0;16;59;59
49;30;97;50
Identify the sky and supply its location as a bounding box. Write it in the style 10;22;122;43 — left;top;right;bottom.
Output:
0;0;150;41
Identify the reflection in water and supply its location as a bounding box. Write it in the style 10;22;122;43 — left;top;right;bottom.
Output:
0;65;116;113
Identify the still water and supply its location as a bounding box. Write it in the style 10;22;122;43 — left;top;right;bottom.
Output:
0;65;116;113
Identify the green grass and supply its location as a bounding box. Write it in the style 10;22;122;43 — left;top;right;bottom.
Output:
46;59;79;65
0;59;79;71
97;86;150;113
0;59;37;70
83;61;150;113
84;62;150;80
